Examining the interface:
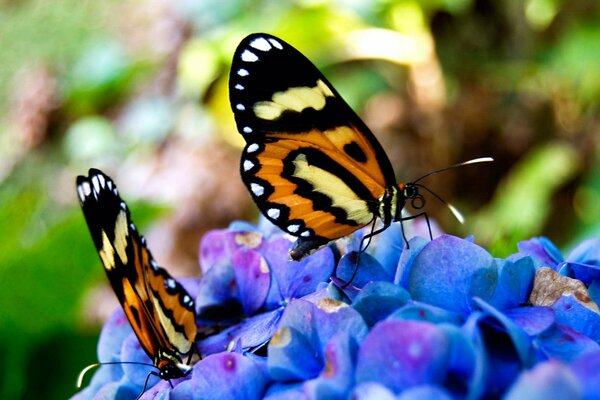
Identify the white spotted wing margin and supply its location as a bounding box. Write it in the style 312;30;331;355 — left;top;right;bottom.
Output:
76;168;197;380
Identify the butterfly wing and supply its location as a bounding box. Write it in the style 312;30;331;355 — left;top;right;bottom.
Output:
76;169;197;367
230;33;398;259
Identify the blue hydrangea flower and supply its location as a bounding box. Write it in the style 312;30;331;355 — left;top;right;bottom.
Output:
74;220;600;399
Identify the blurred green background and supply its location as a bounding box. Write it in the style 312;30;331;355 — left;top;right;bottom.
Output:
1;0;599;398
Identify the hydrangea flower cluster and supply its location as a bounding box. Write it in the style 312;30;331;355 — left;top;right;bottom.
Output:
73;219;600;399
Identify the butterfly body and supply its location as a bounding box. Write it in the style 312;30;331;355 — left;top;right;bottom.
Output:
76;169;197;382
230;33;416;259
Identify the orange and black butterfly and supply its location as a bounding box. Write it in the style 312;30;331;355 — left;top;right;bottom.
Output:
76;169;197;384
231;33;475;260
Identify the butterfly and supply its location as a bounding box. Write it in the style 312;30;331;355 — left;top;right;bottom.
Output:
76;169;198;389
229;33;488;260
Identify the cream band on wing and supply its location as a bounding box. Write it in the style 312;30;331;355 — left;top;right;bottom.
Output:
254;79;334;120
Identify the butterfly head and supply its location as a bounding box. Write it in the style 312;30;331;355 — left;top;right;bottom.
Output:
395;182;425;221
155;351;192;380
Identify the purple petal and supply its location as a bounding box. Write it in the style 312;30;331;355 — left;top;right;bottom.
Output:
552;294;600;341
355;320;450;393
536;323;600;362
487;257;535;310
191;352;268;400
514;237;563;269
199;230;265;274
352;281;410;326
336;252;392;287
503;306;555;336
569;349;600;399
397;385;454;400
504;360;581;400
232;249;270;315
404;235;495;315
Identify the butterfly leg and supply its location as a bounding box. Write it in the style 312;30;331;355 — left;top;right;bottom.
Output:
399;211;432;248
137;371;160;400
339;218;390;288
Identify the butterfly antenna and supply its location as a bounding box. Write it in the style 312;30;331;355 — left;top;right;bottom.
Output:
412;157;494;184
414;183;464;224
76;361;156;388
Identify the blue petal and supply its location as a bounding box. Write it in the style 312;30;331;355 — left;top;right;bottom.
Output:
120;333;157;389
394;236;429;287
350;383;397;400
535;323;600;362
139;380;173;400
504;360;582;400
472;298;534;367
336;252;392;287
352;281;411;326
437;324;477;397
552;295;600;341
569;349;600;400
397;385;454;400
558;261;600;285
567;237;600;265
191;352;268;400
263;382;307;400
487;257;535;310
268;326;323;381
232;248;270;315
259;236;293;307
303;332;358;399
355;320;450;393
368;223;405;277
195;257;242;323
589;280;600;306
268;299;367;382
388;301;463;325
462;300;535;397
404;235;495;315
97;308;133;364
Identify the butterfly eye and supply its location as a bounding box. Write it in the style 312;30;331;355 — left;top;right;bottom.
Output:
403;184;418;199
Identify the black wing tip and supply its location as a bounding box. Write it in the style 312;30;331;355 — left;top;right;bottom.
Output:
75;168;119;205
